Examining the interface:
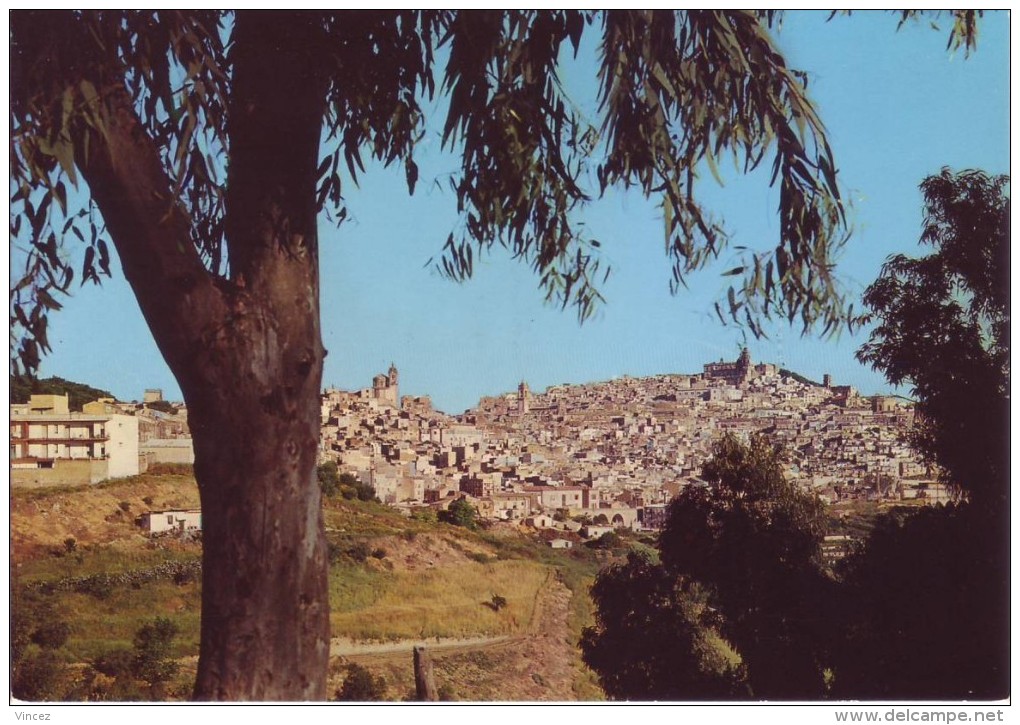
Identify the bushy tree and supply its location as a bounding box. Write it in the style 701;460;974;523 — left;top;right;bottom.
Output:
581;551;742;700
659;434;832;699
92;648;135;680
317;461;342;498
339;472;376;502
584;434;832;700
144;399;178;415
585;531;622;550
131;617;180;699
11;586;72;701
12;651;67;702
83;648;147;701
837;168;1010;699
831;504;1007;699
438;498;480;530
857;168;1009;513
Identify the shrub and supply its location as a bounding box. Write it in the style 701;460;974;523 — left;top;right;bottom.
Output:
13;587;71;662
336;664;386;701
347;542;371;563
12;651;66;701
172;567;198;586
338;472;376;502
371;548;387;560
438;499;479;530
92;648;134;679
131;617;180;692
30;619;70;650
317;461;341;498
119;501;132;513
75;573;114;600
586;532;622;550
409;508;436;524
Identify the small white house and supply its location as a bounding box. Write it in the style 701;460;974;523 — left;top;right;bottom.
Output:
525;514;555;529
140;509;202;534
548;538;573;549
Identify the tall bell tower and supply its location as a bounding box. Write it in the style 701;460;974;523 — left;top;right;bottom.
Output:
387;363;399;407
518;381;530;415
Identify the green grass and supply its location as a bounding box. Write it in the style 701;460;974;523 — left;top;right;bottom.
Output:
16;545;200;584
329;562;394;614
34;582;202;663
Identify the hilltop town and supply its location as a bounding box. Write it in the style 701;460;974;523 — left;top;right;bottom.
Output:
10;350;947;532
320;351;947;532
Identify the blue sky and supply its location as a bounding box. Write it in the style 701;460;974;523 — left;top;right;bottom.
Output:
28;11;1010;414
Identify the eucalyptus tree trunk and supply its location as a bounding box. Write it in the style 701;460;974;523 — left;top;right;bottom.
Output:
72;12;333;699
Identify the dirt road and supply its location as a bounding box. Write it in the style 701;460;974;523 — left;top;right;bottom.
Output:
330;570;580;700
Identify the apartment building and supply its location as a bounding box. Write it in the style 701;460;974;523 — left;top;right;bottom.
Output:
10;394;141;487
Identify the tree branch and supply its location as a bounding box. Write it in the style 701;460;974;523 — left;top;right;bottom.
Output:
73;71;228;390
225;11;329;297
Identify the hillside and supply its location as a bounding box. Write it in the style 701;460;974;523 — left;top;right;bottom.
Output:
11;375;117;411
11;468;604;701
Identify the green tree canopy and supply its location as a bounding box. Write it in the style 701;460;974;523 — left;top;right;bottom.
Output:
131;617;180;693
831;504;1008;699
857;168;1009;512
438;497;480;530
316;461;341;498
581;551;741;700
584;434;833;700
658;434;832;699
839;167;1010;700
12;9;864;381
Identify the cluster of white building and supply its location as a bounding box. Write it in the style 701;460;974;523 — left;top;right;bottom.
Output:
319;355;947;533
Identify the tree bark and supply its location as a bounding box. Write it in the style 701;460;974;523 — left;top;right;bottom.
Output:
413;646;439;701
189;370;328;700
191;12;332;700
70;11;333;700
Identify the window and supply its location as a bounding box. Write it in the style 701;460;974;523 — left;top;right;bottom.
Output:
167;515;174;524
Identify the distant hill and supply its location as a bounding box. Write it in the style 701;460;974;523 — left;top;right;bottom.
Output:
779;368;823;388
10;375;116;411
